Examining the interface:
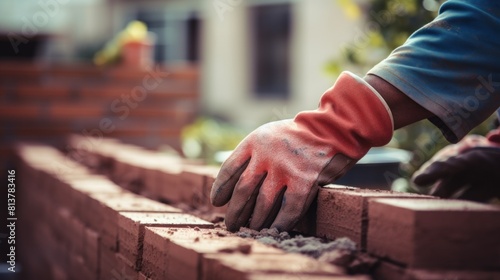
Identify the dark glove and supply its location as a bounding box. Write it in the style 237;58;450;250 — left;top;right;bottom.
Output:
210;72;394;232
412;129;500;201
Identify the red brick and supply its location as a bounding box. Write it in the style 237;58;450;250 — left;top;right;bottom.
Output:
0;104;40;118
373;261;500;280
202;253;345;280
248;275;371;280
79;84;134;99
67;176;125;218
51;264;68;280
142;227;281;280
316;185;434;249
156;165;184;203
85;192;181;250
13;124;72;137
138;272;150;280
17;84;70;99
118;212;213;270
142;227;170;279
69;254;94;280
367;199;500;270
83;228;100;275
99;248;118;280
48;103;103;118
115;253;139;280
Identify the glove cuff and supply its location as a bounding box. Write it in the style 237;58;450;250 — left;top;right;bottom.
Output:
294;71;394;159
486;128;500;144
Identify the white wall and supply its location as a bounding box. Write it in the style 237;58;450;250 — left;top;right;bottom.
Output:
201;0;364;132
0;0;112;60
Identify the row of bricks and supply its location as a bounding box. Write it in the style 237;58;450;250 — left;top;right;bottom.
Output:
67;136;500;279
2;122;185;137
0;103;196;120
66;135;223;215
15;143;365;279
0;83;198;102
0;61;199;81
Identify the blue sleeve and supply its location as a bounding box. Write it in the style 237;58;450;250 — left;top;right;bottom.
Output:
368;0;500;143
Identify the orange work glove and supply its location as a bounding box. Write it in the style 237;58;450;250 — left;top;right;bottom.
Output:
412;129;500;201
211;72;394;232
211;72;393;231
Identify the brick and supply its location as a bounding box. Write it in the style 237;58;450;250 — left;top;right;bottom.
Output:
367;199;500;270
248;275;371;280
48;103;103;118
156;165;183;203
69;254;94;280
0;104;40;118
99;248;118;280
51;264;68;280
142;227;282;280
116;253;139;279
138;272;150;280
79;84;134;100
202;253;345;280
142;227;170;279
68;176;125;218
168;228;282;280
316;185;434;249
373;261;500;280
83;228;100;275
85;192;181;250
180;165;219;208
17;84;70;99
119;212;213;270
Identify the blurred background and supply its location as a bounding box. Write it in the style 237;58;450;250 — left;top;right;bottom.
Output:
0;0;496;189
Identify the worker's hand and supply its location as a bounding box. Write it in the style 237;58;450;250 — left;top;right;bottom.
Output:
210;72;394;232
412;129;500;201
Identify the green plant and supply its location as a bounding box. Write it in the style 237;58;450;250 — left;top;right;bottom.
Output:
181;118;245;164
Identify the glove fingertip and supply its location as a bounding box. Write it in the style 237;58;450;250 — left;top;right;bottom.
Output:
412;174;433;186
210;182;229;207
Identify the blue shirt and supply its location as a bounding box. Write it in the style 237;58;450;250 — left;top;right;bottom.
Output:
368;0;500;143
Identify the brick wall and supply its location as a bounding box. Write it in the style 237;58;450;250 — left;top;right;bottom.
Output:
0;61;199;172
11;136;500;280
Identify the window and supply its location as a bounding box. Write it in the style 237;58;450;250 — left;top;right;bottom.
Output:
136;10;200;64
251;3;292;99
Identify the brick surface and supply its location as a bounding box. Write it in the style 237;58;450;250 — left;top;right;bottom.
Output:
156;165;184;203
202;253;345;280
142;227;170;279
316;185;434;249
83;228;100;275
373;261;500;280
17;84;70;99
368;199;500;270
138;272;151;280
85;192;181;250
69;254;94;280
172;228;284;280
248;275;372;280
116;253;139;280
142;227;283;280
48;103;103;118
0;104;40;118
99;248;118;280
119;212;213;270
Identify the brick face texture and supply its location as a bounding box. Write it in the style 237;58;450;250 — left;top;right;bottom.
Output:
0;62;199;172
316;185;434;250
14;140;500;280
367;198;500;270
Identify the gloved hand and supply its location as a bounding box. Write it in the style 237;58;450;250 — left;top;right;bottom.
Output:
210;72;394;232
412;129;500;201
